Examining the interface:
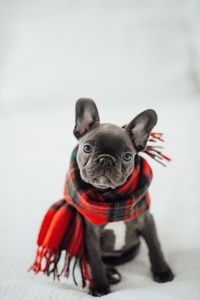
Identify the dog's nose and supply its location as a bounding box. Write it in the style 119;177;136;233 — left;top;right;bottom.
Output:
98;157;113;167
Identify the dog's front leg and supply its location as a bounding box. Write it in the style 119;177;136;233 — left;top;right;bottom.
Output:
84;218;110;296
140;211;174;283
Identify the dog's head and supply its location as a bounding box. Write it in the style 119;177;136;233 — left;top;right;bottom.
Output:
73;98;157;190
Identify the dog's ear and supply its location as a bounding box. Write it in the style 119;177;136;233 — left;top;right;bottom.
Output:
125;109;157;152
73;98;100;139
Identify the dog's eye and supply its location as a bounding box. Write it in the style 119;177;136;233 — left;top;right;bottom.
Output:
83;144;92;153
123;153;132;161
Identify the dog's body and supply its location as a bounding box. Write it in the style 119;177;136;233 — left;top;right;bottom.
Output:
73;98;174;296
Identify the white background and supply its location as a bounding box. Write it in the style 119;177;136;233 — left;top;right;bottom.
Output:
0;0;200;299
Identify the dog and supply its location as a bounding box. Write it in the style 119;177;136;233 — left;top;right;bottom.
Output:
72;98;174;296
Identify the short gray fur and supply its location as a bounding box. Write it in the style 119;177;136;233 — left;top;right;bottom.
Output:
72;98;174;296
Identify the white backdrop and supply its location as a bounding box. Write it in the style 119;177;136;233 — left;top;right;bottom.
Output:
1;1;200;299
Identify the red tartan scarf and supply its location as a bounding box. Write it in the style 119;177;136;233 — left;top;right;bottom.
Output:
28;145;153;288
28;133;170;287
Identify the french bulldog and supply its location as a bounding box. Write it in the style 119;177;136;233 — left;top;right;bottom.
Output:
73;98;174;296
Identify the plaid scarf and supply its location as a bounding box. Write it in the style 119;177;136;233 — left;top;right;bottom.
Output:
28;145;153;288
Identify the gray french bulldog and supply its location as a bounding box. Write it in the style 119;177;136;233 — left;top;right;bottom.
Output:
73;98;174;296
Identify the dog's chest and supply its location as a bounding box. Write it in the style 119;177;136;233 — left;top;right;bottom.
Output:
102;221;127;251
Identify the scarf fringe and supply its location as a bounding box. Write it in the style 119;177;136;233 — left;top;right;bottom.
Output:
143;132;171;167
28;245;93;288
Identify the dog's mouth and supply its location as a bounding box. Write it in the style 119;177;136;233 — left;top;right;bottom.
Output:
93;175;112;189
80;165;126;190
90;174;127;190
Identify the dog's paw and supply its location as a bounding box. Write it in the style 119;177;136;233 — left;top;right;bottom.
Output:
152;266;174;283
89;285;111;297
106;267;121;284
